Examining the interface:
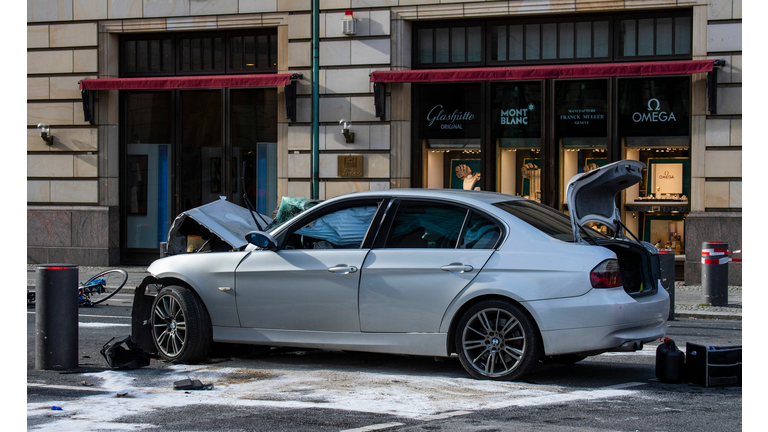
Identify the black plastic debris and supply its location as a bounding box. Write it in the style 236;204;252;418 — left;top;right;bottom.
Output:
100;336;150;370
173;379;213;391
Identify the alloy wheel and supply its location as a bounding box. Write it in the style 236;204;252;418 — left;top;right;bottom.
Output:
152;294;188;358
461;307;526;377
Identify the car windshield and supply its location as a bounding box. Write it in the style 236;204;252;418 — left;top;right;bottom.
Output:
493;200;607;242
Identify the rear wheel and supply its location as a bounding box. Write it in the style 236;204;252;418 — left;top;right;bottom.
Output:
150;285;212;363
455;300;542;380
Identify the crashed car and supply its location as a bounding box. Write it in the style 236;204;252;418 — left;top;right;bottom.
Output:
132;160;668;381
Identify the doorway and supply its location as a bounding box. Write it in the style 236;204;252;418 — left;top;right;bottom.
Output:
121;87;278;264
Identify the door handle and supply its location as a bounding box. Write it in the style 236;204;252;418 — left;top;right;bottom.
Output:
441;263;474;273
327;265;358;275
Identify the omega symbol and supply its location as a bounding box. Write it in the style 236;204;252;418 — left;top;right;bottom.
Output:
647;98;661;111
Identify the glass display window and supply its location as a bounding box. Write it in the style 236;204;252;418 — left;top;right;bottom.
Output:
554;79;608;211
491;81;543;199
418;83;484;189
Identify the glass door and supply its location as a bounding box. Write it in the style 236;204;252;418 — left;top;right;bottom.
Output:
178;90;224;213
124;91;173;258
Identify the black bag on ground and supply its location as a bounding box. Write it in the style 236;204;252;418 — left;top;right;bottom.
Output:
101;336;151;370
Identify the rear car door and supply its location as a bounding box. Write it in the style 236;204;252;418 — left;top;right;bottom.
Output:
359;199;502;333
235;198;385;331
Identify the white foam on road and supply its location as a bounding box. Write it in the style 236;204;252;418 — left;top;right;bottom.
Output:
78;322;131;328
27;364;642;431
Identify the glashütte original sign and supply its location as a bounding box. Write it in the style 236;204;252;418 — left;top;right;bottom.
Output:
418;83;482;139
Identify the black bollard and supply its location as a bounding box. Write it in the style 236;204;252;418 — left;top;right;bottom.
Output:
658;251;675;320
701;242;729;306
35;263;79;370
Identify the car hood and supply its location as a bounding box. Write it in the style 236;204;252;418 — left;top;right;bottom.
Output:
566;159;645;243
166;198;271;255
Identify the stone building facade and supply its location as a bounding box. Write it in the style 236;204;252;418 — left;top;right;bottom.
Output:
27;0;741;283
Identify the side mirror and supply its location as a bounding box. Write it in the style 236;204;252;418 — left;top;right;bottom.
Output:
245;231;278;251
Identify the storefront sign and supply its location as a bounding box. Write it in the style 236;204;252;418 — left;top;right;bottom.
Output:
491;82;542;140
651;163;684;195
618;77;689;137
418;84;482;138
554;80;608;138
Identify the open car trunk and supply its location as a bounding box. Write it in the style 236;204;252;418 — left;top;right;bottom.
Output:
566;160;660;297
596;239;660;297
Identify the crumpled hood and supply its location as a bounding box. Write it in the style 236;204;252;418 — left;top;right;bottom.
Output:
166;198;271;255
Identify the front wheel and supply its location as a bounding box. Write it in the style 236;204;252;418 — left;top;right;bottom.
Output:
455;300;542;381
150;285;212;363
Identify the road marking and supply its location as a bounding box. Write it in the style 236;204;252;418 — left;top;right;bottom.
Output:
340;422;405;432
28;383;109;393
415;410;473;421
603;382;647;390
27;311;130;319
79;322;131;328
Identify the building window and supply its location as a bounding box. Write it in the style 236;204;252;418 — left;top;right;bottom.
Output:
415;24;484;67
414;10;691;68
121;30;277;77
618;15;692;58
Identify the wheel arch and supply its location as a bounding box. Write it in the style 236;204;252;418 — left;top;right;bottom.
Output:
445;294;543;357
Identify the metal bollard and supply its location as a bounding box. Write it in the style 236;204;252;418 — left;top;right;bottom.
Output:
701;242;729;306
658;251;675;320
35;263;79;370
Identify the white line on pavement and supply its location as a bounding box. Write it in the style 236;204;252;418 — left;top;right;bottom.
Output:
415;410;473;421
339;423;405;432
27;311;130;319
28;383;109;393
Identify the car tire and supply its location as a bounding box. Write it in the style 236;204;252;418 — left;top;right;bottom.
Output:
455;300;542;381
150;285;212;363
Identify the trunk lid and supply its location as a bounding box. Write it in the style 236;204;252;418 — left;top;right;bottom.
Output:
566;159;645;244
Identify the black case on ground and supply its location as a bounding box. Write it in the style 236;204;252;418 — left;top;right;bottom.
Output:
685;343;742;387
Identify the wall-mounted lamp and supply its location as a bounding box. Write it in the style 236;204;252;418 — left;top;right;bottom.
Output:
341;10;356;35
339;119;354;143
38;123;53;146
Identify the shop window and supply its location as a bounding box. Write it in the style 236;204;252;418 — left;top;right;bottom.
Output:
491;82;543;200
618;15;692;58
417;84;483;189
554;80;609;211
229;33;278;72
618;76;691;253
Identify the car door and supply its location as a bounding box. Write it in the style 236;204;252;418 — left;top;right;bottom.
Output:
358;199;502;333
235;199;384;331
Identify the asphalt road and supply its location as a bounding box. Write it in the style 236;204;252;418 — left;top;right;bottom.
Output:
26;296;743;431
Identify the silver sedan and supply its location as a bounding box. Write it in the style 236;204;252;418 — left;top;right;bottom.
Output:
133;160;669;380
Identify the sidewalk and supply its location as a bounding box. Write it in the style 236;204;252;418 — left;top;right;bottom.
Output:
26;265;742;321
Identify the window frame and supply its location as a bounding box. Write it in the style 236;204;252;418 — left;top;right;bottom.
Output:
412;20;487;69
120;29;278;78
612;9;693;62
374;198;505;250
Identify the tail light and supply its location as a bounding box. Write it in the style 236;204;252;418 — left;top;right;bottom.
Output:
590;259;623;288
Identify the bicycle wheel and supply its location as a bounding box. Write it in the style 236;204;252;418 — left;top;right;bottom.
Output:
81;269;128;305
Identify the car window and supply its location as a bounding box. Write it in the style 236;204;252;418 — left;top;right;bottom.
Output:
493;200;607;242
285;205;378;249
459;212;501;249
385;201;467;249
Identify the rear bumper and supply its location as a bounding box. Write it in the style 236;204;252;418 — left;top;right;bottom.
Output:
525;282;669;356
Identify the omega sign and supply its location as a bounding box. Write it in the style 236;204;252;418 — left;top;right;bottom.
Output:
427;105;475;130
633;98;677;123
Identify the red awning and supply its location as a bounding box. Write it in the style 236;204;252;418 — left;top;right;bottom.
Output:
370;60;715;83
79;73;295;90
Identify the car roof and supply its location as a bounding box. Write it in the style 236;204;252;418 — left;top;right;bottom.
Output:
328;189;525;206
